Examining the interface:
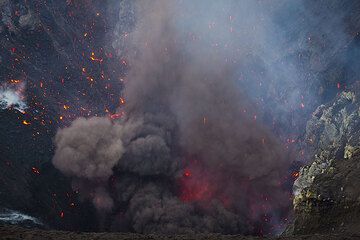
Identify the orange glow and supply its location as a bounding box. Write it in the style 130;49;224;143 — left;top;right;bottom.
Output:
120;97;125;104
86;76;94;82
90;52;103;63
10;79;21;84
22;120;31;125
63;105;70;110
292;171;299;178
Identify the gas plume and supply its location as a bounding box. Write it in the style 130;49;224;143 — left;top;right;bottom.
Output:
53;0;358;235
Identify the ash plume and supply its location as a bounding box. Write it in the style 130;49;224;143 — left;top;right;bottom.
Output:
53;117;127;211
50;0;354;235
114;1;291;234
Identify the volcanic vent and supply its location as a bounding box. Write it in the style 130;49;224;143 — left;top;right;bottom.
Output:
52;0;293;235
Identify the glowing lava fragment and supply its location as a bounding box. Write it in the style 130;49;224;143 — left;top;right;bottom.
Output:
31;167;40;174
90;52;103;63
183;169;191;177
110;112;125;120
22;120;31;125
292;171;300;178
121;59;127;66
10;79;21;84
60;211;64;218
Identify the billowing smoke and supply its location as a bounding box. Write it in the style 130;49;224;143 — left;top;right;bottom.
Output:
0;81;27;113
53;117;137;211
52;0;292;235
51;0;359;235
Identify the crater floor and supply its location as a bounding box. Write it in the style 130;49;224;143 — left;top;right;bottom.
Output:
1;225;359;240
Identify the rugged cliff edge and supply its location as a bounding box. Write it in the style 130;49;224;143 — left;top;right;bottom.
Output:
290;83;360;234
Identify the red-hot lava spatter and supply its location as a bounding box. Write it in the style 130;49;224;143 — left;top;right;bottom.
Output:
178;159;243;207
178;159;225;205
177;157;294;236
31;167;40;175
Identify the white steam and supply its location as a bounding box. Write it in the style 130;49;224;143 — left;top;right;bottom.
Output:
0;81;27;113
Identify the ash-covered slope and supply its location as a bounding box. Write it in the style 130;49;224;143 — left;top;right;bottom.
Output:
291;83;360;234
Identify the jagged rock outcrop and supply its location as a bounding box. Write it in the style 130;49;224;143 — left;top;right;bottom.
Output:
291;83;360;234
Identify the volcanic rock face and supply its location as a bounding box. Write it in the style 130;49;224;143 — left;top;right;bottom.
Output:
292;83;360;234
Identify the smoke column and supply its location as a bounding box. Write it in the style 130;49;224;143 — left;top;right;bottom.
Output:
52;0;358;235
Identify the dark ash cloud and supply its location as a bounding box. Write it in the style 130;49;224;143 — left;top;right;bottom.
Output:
52;0;360;235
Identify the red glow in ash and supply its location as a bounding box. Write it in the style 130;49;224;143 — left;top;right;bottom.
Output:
183;169;191;177
220;196;232;208
60;211;64;218
180;179;212;202
178;162;215;203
